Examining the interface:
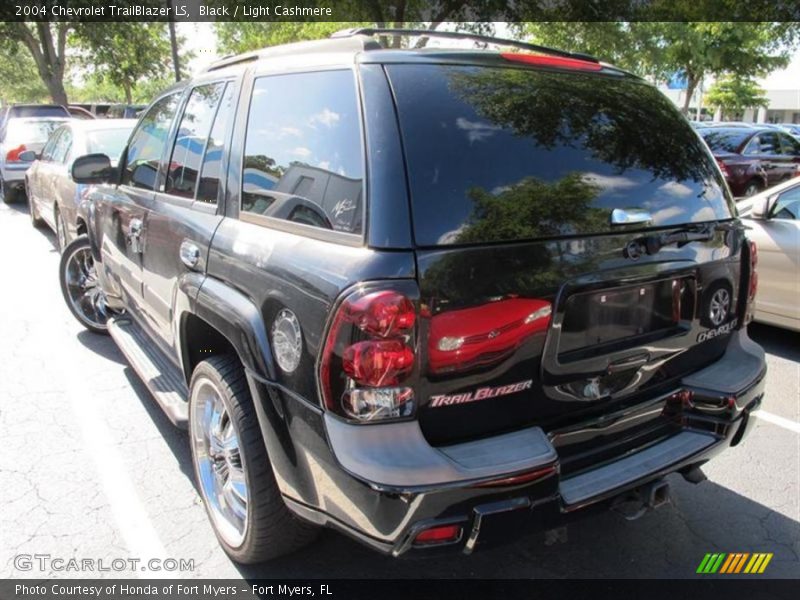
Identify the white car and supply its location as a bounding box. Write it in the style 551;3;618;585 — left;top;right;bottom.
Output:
737;177;800;331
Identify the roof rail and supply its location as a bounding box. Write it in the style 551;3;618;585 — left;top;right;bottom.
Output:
331;28;599;63
203;35;381;72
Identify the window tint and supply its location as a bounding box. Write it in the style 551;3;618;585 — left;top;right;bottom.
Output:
166;83;225;198
122;93;180;191
9;105;69;119
388;65;731;246
700;128;752;153
197;83;236;204
779;133;800;156
241;70;363;234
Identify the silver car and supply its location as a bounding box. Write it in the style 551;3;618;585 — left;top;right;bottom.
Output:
737;177;800;331
25;119;135;250
0;117;69;204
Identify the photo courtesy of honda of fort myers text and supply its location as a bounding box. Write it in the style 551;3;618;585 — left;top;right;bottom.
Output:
1;1;799;600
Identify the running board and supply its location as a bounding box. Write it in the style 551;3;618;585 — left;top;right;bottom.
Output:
108;317;188;429
559;430;715;507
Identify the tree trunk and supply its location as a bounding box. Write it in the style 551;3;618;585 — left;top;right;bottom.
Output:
683;73;699;115
123;82;133;105
168;18;181;82
46;76;68;105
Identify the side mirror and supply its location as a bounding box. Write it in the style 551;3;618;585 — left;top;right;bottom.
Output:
72;153;114;184
750;196;773;220
18;150;38;162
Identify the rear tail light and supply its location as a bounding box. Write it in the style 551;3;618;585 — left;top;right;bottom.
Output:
6;144;27;162
413;524;462;546
320;283;418;422
716;159;730;178
501;52;602;71
742;239;758;324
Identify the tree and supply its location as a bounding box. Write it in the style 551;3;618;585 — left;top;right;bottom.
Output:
521;22;800;113
0;22;72;104
73;23;172;104
705;76;769;119
0;45;49;103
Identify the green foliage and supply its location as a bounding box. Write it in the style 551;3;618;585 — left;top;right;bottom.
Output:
73;23;173;104
216;22;364;55
0;46;49;103
705;76;769;113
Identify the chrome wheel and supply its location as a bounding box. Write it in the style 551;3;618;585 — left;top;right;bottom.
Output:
709;287;730;326
55;210;67;251
63;242;109;331
191;379;248;547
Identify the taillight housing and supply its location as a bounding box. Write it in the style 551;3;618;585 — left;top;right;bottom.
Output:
743;239;758;325
319;282;419;423
716;159;730;179
6;144;27;162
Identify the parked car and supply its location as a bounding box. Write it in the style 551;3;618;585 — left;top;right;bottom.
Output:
24;119;135;251
0;103;70;131
736;178;800;331
0;117;69;203
106;103;147;119
698;126;800;197
71;102;112;117
778;123;800;138
67;106;96;120
59;29;766;564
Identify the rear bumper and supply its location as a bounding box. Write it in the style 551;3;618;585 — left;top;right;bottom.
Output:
256;330;765;556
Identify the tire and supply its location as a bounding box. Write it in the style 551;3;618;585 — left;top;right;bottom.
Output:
55;206;67;252
59;236;111;334
0;178;18;204
189;354;317;564
28;191;44;228
742;181;761;198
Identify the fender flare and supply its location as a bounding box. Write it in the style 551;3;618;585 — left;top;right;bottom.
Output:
178;275;276;384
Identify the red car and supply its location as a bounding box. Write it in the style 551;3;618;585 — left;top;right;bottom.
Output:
699;126;800;197
428;297;552;375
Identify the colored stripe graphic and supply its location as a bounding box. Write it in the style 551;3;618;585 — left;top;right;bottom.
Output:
697;553;727;573
697;552;773;574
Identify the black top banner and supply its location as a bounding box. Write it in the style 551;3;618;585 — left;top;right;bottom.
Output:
0;0;799;22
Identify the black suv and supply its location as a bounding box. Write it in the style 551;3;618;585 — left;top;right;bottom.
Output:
60;29;766;563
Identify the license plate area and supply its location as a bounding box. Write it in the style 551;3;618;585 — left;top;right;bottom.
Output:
558;277;694;362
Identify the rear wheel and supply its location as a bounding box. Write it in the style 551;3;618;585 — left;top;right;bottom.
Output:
0;178;18;204
189;354;317;563
742;180;762;198
59;236;111;334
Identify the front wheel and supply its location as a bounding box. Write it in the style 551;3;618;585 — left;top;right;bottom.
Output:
59;236;111;334
189;355;317;563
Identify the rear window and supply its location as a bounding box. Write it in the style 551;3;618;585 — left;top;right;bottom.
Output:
87;128;132;159
6;119;66;144
9;105;69;119
699;128;753;153
387;64;732;246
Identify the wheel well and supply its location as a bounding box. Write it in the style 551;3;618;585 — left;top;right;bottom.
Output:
76;218;87;237
181;313;239;381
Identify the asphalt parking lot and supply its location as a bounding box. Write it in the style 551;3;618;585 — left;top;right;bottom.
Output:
1;200;798;580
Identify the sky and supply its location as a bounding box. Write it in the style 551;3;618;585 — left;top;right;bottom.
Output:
178;22;800;91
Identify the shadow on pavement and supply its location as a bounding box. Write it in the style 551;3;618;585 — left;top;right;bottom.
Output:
748;323;800;363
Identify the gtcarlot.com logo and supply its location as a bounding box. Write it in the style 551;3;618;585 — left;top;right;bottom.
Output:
697;552;773;574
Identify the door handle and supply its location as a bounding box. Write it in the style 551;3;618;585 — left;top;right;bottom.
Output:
179;240;201;270
127;218;144;254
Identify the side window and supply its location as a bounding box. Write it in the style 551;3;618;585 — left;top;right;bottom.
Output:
758;132;780;155
52;128;72;164
771;186;800;220
41;129;63;162
196;83;236;204
122;93;181;191
240;70;364;235
166;83;225;199
779;133;800;156
743;135;760;155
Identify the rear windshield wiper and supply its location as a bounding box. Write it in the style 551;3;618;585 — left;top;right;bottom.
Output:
624;221;741;259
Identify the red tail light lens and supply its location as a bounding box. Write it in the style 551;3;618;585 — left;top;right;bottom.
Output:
414;524;462;545
320;283;418;422
716;159;730;178
343;290;415;337
6;144;26;162
501;53;602;71
748;240;758;301
343;340;414;387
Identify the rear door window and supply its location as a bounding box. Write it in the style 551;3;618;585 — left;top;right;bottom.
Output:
196;83;236;204
240;70;364;235
387;64;732;246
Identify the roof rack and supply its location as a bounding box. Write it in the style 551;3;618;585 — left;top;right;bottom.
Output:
203;35;381;72
331;28;599;63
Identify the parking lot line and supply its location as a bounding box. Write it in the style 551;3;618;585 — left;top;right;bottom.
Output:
758;410;800;434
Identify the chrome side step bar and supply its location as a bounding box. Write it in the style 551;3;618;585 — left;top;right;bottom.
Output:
108;317;188;428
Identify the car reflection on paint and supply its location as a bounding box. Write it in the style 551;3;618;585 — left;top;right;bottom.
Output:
427;297;552;376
